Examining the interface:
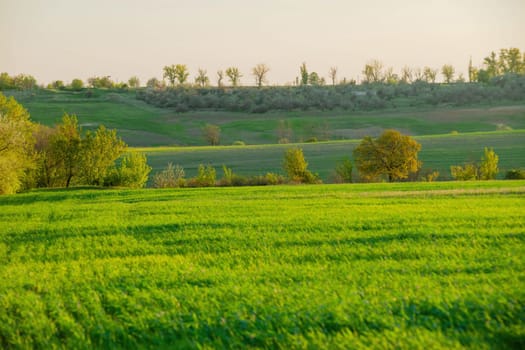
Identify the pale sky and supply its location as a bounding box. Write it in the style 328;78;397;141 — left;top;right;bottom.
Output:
1;0;524;86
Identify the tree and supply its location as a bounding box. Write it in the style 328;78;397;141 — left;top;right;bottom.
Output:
334;158;353;183
252;63;270;87
70;79;84;91
163;65;177;86
217;70;224;88
300;62;309;85
146;77;164;89
12;74;37;90
479;147;499;180
384;67;399;85
498;48;522;74
441;64;455;83
128;76;140;88
362;60;384;83
483;51;500;79
50;114;83;187
105;152;151;188
0;93;35;194
353;129;422;182
423;67;437;83
468;57;478;82
283;147;319;184
450;163;478;181
153;163;185;188
401;66;413;83
308;72;321;86
80;125;127;186
0;72;14;90
329;66;338;86
225;67;242;87
174;64;189;85
195;69;210;88
203;123;221;145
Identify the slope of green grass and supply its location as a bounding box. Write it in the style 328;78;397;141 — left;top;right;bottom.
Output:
6;89;525;147
139;130;525;182
1;182;524;348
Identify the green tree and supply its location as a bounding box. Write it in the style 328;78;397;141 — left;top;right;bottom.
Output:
283;147;319;184
362;60;384;83
252;63;270;87
0;72;14;90
174;64;189;85
81;126;127;186
483;51;499;79
479;147;499;180
353;129;422;182
195;69;210;87
308;72;321;86
128;76;140;88
195;164;216;187
51;114;82;187
441;64;455;83
106;152;151;188
300;62;309;85
468;57;478;82
203;123;221;145
225;67;242;87
163;65;177;86
334;158;353;183
0;93;35;194
70;78;84;91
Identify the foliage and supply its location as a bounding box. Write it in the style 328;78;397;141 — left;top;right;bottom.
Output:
190;164;216;187
450;163;478;181
106;152;151;188
195;69;209;88
0;92;35;194
441;64;455;83
505;169;525;179
80;126;127;186
478;147;499;180
225;67;242;87
153;163;185;188
0;182;524;348
354;130;421;182
334;158;353;183
70;79;84;91
87;76;114;89
203;123;221;145
283;148;320;184
128;76;140;89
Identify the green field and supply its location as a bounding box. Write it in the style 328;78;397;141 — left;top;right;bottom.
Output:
140;130;525;182
1;182;524;348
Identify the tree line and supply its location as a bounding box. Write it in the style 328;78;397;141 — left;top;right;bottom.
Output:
0;93;151;195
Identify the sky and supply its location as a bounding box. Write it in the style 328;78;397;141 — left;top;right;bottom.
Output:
1;0;524;86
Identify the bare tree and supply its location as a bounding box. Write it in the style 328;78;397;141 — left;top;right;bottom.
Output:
195;69;209;87
252;63;270;87
362;60;384;83
400;66;413;83
329;66;338;86
217;70;224;88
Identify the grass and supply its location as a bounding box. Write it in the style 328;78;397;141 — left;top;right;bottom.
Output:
6;89;525;147
138;130;525;182
1;181;524;348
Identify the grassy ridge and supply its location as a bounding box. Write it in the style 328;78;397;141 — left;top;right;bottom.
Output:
1;182;524;348
7;89;525;146
138;130;525;182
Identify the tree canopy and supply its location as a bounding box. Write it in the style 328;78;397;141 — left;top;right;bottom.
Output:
353;130;421;182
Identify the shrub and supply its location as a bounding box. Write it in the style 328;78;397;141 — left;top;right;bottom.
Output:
334;158;353;183
505;169;525;179
153;163;185;188
479;147;499;180
105;152;151;188
232;140;245;146
450;163;478;181
191;164;216;187
420;170;440;182
283;148;320;184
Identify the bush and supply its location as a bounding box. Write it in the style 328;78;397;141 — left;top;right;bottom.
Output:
153;163;185;188
505;169;525;179
283;148;320;184
191;164;216;187
450;163;478;181
334;158;353;183
232;140;245;146
105;152;151;188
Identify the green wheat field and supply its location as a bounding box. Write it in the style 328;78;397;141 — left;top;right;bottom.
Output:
1;181;524;349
